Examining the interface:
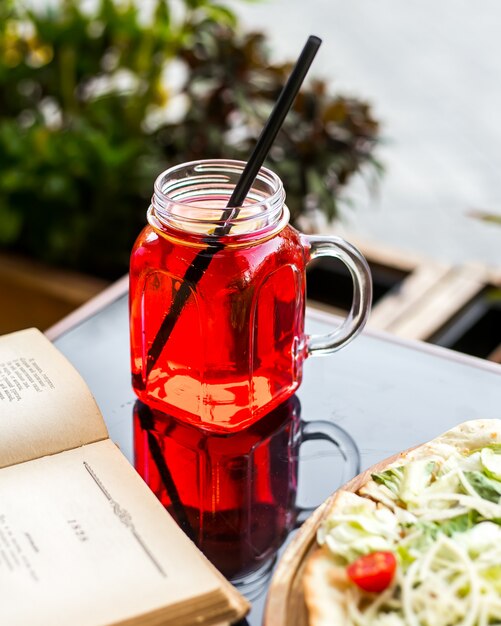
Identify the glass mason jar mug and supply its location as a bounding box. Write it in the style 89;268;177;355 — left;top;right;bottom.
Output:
129;160;372;432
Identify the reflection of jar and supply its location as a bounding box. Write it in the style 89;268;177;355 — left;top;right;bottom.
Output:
133;397;359;583
129;160;371;432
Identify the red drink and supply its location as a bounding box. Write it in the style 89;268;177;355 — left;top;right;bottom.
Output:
133;397;301;581
130;210;306;431
129;160;371;432
133;398;359;581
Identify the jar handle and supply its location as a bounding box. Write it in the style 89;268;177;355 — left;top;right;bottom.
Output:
302;234;373;355
295;420;360;526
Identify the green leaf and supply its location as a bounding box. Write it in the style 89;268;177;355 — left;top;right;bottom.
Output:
464;471;501;503
371;467;404;496
204;5;237;28
439;510;479;535
471;210;501;226
396;544;415;569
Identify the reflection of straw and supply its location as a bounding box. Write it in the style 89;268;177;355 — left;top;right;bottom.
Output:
136;402;197;542
145;35;322;378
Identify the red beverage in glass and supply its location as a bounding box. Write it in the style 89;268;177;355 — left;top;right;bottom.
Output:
133;397;301;581
130;160;371;432
133;397;359;582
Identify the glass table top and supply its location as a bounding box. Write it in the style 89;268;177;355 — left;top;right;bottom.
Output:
53;292;501;624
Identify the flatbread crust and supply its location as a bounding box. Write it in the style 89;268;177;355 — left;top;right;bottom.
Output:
303;548;350;626
303;419;501;626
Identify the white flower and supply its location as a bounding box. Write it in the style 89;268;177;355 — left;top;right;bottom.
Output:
142;93;189;133
82;69;142;101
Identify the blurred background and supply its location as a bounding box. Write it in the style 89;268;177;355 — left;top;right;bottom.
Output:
1;0;500;360
230;0;501;267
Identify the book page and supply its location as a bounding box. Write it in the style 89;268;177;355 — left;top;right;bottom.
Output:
0;439;248;626
0;328;108;469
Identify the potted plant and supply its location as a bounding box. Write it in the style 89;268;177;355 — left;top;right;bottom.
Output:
0;0;381;330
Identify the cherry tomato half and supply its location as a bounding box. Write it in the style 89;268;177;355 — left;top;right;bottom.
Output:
346;551;397;593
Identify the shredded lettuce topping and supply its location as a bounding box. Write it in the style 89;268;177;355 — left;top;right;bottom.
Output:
317;445;501;625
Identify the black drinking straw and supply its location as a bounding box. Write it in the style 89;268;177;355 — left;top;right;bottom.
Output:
136;402;197;542
215;34;323;232
145;35;322;377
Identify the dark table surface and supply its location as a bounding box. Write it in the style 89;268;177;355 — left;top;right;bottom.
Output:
51;285;501;624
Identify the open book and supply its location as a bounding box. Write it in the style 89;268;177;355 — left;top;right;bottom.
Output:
0;328;249;626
